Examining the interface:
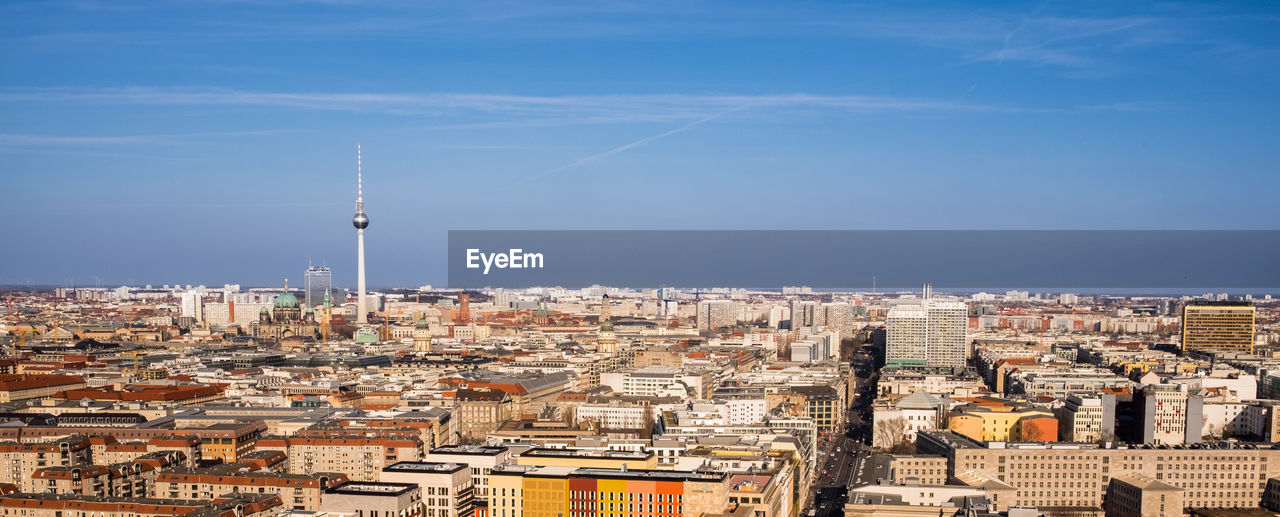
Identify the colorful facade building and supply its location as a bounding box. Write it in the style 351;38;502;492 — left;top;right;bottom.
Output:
491;466;729;517
946;399;1058;442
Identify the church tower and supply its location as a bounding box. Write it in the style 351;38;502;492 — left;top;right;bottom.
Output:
413;313;433;353
598;294;616;354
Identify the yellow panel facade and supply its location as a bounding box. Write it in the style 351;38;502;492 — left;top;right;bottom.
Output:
523;475;568;517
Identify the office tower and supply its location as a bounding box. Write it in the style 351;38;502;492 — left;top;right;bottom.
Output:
1181;301;1255;354
305;265;331;308
885;293;968;368
180;290;203;322
352;144;370;326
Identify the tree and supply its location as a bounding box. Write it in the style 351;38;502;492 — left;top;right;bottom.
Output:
1023;421;1053;442
1099;428;1116;444
640;408;657;439
874;415;909;451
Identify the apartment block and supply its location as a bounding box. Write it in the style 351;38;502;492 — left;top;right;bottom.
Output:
0;435;92;486
256;435;425;482
319;482;425;517
154;466;349;511
0;492;284;517
90;435;202;468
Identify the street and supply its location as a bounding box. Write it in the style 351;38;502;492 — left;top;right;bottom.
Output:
804;350;877;517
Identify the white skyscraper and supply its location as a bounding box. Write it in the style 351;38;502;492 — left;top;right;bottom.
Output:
180;289;203;323
886;295;968;368
352;144;370;325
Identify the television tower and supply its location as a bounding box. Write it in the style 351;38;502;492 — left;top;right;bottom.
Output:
352;143;370;325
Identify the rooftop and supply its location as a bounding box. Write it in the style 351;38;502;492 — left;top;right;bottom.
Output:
326;482;417;496
429;445;508;456
521;447;651;460
383;462;466;473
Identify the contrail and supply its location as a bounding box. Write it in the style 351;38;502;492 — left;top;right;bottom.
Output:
510;103;753;187
1000;0;1053;64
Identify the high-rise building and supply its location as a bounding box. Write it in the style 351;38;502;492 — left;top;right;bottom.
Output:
304;265;331;308
696;300;737;332
789;300;818;328
885;296;967;368
180;290;203;323
1181;301;1255;354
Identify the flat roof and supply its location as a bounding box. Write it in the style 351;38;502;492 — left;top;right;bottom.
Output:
429;445;508;456
326;482;417;496
522;448;651;460
383;462;466;474
573;468;726;481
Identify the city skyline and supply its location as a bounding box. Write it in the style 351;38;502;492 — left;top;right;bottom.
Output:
4;3;1280;516
4;1;1280;286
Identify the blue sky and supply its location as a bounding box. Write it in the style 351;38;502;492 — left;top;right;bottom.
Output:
2;0;1279;288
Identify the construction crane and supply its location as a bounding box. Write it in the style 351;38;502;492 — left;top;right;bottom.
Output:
123;350;141;373
6;295;23;357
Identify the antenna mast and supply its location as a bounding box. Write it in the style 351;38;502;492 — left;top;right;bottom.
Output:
356;143;364;213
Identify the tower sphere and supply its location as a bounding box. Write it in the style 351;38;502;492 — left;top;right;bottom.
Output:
353;212;369;229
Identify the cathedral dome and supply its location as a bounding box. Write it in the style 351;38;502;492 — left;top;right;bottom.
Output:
274;292;300;309
415;317;431;330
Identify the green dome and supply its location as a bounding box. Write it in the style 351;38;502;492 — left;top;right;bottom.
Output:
274;292;299;309
354;326;379;343
415;317;431;330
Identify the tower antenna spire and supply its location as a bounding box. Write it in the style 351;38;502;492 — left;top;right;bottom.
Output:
356;142;364;211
